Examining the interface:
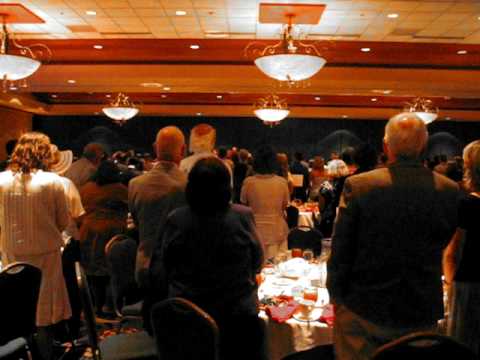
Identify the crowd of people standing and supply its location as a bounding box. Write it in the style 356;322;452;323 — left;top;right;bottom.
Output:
0;115;478;359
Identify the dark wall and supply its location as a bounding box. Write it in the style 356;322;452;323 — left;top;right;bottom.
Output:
33;115;480;159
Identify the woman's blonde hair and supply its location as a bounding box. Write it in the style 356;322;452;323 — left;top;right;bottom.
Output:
8;132;53;174
463;140;480;192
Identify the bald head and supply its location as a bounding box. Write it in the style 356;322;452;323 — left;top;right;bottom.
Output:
384;113;428;161
189;123;216;154
155;126;185;164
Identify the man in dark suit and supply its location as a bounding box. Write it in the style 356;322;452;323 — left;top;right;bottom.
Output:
327;113;459;360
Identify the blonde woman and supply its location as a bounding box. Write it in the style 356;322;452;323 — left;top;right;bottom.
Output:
443;140;480;356
0;132;71;359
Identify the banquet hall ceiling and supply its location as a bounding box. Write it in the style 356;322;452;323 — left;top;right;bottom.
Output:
2;0;480;121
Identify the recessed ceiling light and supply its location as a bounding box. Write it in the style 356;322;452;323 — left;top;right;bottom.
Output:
196;112;202;116
342;115;348;119
175;10;187;16
216;95;223;99
457;50;467;55
51;94;58;98
190;44;200;50
387;13;399;18
371;98;378;102
314;96;321;101
140;82;163;88
163;86;171;91
85;10;97;16
161;94;167;98
106;94;111;98
372;89;392;95
361;47;371;52
9;85;18;91
445;116;451;120
67;79;76;84
94;112;100;115
93;44;103;50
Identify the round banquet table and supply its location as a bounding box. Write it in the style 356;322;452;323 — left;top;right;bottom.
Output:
258;257;333;360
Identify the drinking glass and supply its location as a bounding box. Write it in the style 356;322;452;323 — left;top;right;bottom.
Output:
303;249;314;262
292;248;303;258
303;287;318;303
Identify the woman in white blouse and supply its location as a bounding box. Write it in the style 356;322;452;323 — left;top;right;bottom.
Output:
0;132;71;359
241;145;290;260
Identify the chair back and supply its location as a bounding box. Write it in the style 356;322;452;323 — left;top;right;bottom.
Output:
105;234;139;316
286;206;299;229
75;262;101;360
0;262;41;345
372;332;477;360
150;297;220;360
287;226;323;256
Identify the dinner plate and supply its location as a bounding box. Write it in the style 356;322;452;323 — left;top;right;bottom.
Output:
293;308;323;322
272;278;294;286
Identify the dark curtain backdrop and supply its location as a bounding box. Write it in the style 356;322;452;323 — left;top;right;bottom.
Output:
33;115;480;160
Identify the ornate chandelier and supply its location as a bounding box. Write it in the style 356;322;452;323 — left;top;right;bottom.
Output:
102;93;139;125
404;98;439;124
245;19;326;84
254;94;290;126
0;22;50;91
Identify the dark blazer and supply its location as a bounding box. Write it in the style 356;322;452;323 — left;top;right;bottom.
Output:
327;159;459;328
158;204;263;320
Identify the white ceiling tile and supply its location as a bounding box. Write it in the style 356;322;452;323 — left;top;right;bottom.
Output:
143;17;172;26
385;1;420;11
225;0;256;9
434;13;471;23
178;31;206;38
196;8;226;17
135;8;166;17
104;8;137;17
414;27;447;37
127;0;161;7
113;17;144;26
228;21;255;33
226;8;256;18
405;12;442;22
95;0;131;8
64;0;98;7
336;25;367;35
159;0;193;9
118;23;150;32
56;17;88;25
351;0;387;11
441;27;475;38
170;16;200;28
415;2;454;12
192;0;225;8
199;17;228;32
27;0;68;7
447;3;480;13
309;25;338;35
344;10;378;20
325;1;353;11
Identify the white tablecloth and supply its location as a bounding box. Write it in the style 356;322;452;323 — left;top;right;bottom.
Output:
258;258;333;360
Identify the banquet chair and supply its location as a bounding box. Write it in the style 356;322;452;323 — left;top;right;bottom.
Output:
150;297;220;360
287;226;323;256
105;234;142;319
0;262;42;360
372;332;477;360
286;205;300;229
75;262;156;360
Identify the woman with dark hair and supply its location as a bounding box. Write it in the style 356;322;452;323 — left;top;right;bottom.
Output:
78;160;128;316
0;132;71;358
443;140;480;356
160;157;264;360
241;145;290;260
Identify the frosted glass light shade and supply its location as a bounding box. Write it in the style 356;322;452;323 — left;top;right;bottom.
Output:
0;54;41;80
254;108;290;122
414;112;438;124
254;54;326;82
102;107;139;121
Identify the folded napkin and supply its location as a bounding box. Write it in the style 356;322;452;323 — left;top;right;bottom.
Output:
266;300;299;323
319;304;335;327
